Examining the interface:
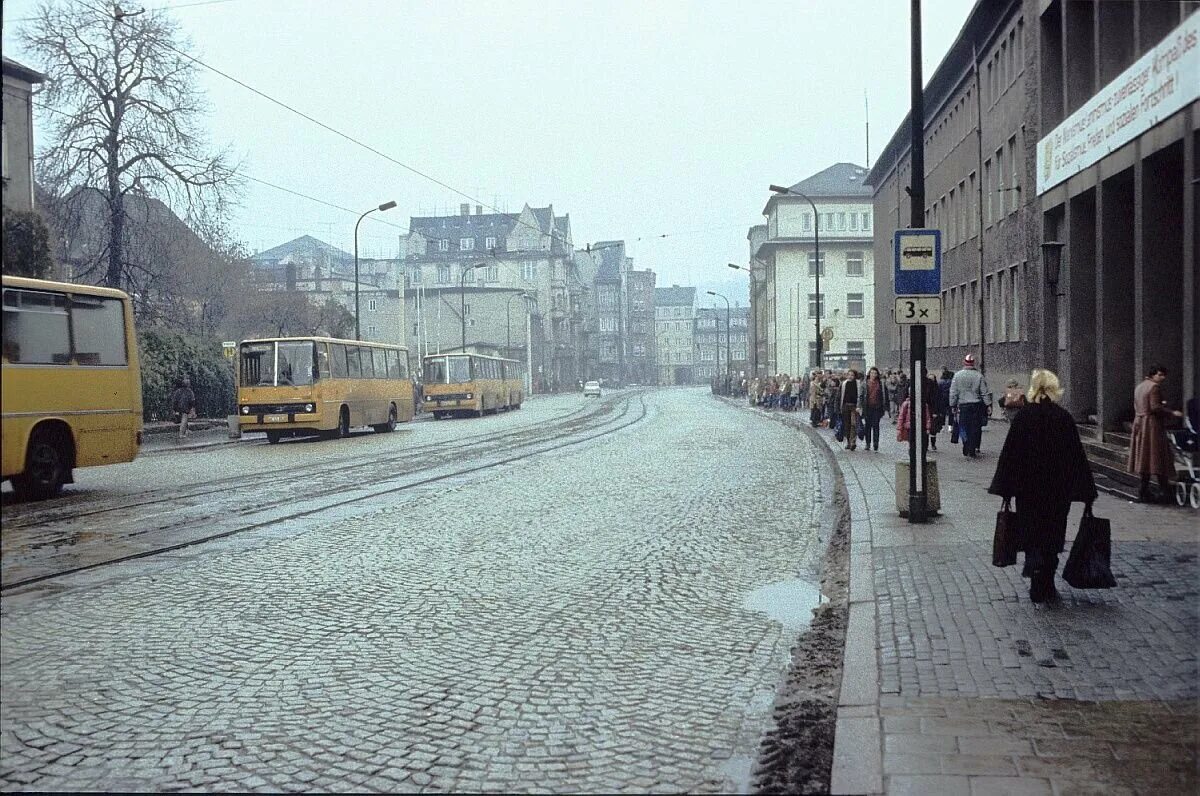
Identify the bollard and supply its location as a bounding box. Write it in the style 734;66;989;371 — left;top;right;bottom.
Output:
227;414;241;439
896;460;941;516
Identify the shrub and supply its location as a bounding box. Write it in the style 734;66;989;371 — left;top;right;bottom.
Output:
138;329;235;420
2;208;54;279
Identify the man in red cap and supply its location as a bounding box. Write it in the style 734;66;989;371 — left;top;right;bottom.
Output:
949;353;990;457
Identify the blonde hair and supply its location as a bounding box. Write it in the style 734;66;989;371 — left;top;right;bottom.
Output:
1027;369;1063;403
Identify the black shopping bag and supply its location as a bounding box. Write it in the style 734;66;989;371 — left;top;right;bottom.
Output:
1062;505;1117;589
992;498;1020;567
833;415;845;442
950;418;960;444
857;415;866;441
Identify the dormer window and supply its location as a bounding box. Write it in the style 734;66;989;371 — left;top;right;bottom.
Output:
485;236;497;250
438;239;449;252
460;238;475;251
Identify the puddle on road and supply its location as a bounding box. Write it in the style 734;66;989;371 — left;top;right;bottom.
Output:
742;578;824;631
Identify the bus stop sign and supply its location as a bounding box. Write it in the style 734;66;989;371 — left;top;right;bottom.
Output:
893;229;942;295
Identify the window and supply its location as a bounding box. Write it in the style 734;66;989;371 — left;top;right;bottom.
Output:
485;236;496;250
861;213;871;230
522;261;537;280
948;188;956;246
985;275;995;343
460;237;475;251
438;239;449;252
463;303;471;317
368;298;377;312
849;213;858;231
1010;265;1021;341
984;159;993;225
958;180;967;241
807;293;825;319
847;293;864;318
846;251;864;276
969;173;978;237
1000;41;1008;90
808;342;819;367
330;344;348;378
486;265;499;282
807;252;826;277
2;289;70;364
346;346;362;378
969;280;978;344
802;213;812;232
366;325;377;338
836;213;846;231
997;270;1007;341
437;265;451;283
847;341;864;360
410;266;422;284
1008;134;1019;213
995;145;1005;213
70;295;127;365
373;347;387;378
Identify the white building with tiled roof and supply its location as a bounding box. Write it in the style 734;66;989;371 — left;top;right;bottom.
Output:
655;285;697;385
756;162;876;373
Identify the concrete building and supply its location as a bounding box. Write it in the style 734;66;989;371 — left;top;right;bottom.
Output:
626;268;657;385
2;57;45;214
695;305;750;384
757;163;876;375
407;204;582;391
867;0;1197;431
745;225;770;376
578;241;657;385
655;285;697;385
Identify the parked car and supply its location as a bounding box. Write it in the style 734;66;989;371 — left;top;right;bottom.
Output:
583;380;602;398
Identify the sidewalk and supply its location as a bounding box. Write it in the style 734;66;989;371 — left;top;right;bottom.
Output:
140;420;255;454
800;414;1199;795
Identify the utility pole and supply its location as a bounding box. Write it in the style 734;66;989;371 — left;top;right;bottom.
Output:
907;0;929;523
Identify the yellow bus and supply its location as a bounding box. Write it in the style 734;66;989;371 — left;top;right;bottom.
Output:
421;352;525;419
237;337;414;443
2;276;143;500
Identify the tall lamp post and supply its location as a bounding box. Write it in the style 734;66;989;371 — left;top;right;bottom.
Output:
707;290;731;393
460;262;487;352
506;290;527;356
728;263;758;375
354;200;397;340
769;184;821;371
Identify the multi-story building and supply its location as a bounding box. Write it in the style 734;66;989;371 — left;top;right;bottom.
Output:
2;57;45;214
626;268;657;385
655;285;697;385
694;305;750;384
579;241;657;385
867;1;1196;428
745;224;770;376
757;163;876;374
406;203;581;391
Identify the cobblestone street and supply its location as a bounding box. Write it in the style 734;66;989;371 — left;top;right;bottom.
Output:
0;389;826;792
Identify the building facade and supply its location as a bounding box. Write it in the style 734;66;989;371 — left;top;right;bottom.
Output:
757;163;876;375
407;203;582;391
746;225;770;376
695;305;750;384
626;268;657;384
655;286;697;385
2;57;45;214
868;0;1196;429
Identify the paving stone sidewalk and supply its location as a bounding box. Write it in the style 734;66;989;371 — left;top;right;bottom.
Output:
800;414;1200;795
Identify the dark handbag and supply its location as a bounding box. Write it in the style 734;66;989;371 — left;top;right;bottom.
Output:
992;498;1020;567
834;415;845;442
950;418;961;444
1062;505;1117;588
856;415;866;441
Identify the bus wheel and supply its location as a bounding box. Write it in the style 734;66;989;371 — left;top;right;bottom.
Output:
374;404;398;433
266;431;282;444
14;427;72;501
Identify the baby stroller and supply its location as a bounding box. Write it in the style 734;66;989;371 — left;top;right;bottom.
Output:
1168;397;1199;509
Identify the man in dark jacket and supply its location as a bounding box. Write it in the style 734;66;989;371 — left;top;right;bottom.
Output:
170;376;197;441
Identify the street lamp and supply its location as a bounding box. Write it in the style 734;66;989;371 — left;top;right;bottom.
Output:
707;290;731;393
460;262;487;352
506;290;527;355
354;200;397;341
770;184;821;371
728;263;758;375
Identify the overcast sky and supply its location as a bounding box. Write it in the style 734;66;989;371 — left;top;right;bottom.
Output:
3;0;972;300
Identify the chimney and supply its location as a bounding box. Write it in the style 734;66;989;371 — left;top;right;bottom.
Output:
475;205;483;215
459;203;470;216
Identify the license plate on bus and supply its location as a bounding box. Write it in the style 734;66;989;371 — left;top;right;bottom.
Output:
264;414;288;423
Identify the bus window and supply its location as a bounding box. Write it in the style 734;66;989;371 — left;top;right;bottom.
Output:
373;348;387;379
424;357;447;383
448;356;471;383
385;349;399;379
317;342;332;379
70;295;127;365
2;289;70;365
277;341;316;386
240;343;274;385
359;347;375;378
331;344;348;378
398;354;408;379
347;346;362;378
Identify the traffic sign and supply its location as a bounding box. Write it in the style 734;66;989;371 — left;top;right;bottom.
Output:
893;229;942;295
222;341;237;359
895;296;942;324
821;327;835;343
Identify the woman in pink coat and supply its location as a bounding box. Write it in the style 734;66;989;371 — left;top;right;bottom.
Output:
896;396;931;443
1128;364;1183;503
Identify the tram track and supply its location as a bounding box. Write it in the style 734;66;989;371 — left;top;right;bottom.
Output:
1;395;610;532
1;393;649;594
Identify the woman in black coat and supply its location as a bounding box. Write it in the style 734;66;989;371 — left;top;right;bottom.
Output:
988;369;1097;603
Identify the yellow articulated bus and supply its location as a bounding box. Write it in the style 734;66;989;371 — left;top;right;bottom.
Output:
238;337;414;443
421;353;525;419
2;275;143;500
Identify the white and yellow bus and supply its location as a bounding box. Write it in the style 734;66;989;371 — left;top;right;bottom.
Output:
421;353;525;419
2;276;143;500
237;337;415;443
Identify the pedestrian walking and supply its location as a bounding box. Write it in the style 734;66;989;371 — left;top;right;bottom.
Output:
895;392;931;443
999;379;1027;422
950;354;990;457
1128;364;1184;503
988;369;1097;603
921;368;941;450
170;376;197;441
861;367;889;452
839;369;861;451
809;372;823;426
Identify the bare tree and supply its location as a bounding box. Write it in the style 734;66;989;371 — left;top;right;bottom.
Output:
21;0;240;291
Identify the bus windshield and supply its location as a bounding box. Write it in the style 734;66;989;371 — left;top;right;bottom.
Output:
424;356;471;384
241;341;317;387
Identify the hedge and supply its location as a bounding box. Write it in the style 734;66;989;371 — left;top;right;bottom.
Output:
139;329;236;421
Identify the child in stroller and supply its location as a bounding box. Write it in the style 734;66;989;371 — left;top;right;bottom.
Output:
1168;397;1199;509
